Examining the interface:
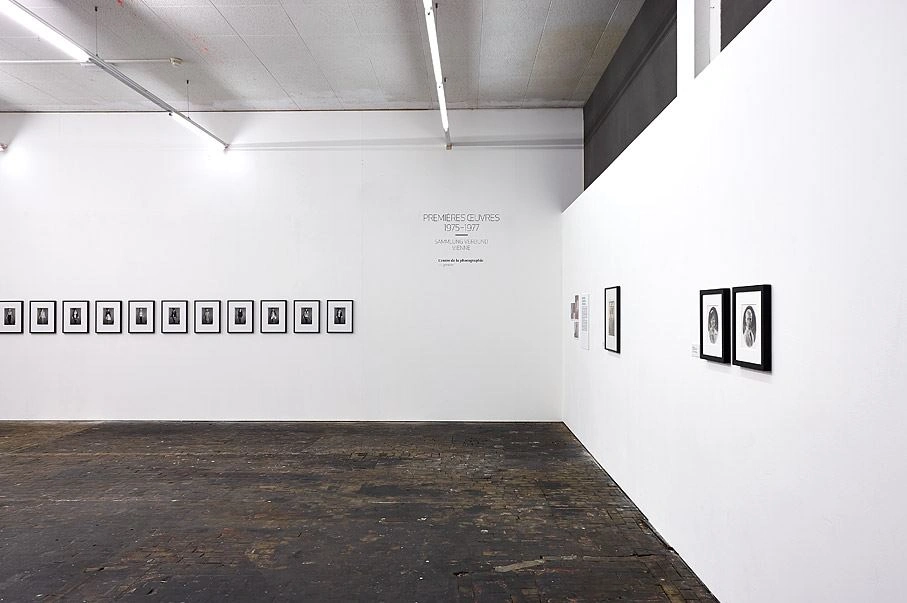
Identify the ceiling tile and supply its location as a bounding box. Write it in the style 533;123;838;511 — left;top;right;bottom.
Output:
215;4;297;37
151;5;235;37
282;1;359;40
347;0;421;36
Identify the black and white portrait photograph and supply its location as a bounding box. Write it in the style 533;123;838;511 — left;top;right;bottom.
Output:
604;286;620;353
62;301;89;334
227;301;254;334
260;300;287;334
95;301;122;334
326;300;354;334
294;300;320;334
699;289;730;363
732;285;772;371
0;301;24;334
29;301;56;334
128;301;155;334
161;301;188;334
194;301;221;334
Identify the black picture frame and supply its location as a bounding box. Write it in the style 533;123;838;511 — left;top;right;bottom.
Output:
62;300;90;334
699;288;730;363
604;286;620;353
293;300;321;334
128;300;155;334
194;300;222;334
732;285;772;372
226;300;254;334
326;300;354;334
0;300;24;334
161;300;189;334
29;300;57;334
260;300;287;334
94;300;123;334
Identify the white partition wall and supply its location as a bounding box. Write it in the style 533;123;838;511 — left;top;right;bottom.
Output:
563;1;907;601
0;109;580;421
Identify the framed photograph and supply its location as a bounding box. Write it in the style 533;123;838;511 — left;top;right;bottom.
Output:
700;289;730;363
95;301;122;334
260;300;287;334
194;300;221;334
0;301;24;334
293;300;320;334
128;300;155;334
326;300;353;334
227;300;253;334
29;300;56;334
604;286;620;353
62;300;89;334
733;285;772;371
161;300;188;334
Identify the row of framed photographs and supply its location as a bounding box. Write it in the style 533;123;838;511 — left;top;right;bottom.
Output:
0;300;354;335
700;285;771;371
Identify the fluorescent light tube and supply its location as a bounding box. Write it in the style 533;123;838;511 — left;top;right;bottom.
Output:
422;0;449;133
169;112;228;151
0;1;90;62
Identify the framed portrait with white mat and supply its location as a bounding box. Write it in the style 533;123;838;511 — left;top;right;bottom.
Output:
95;301;122;334
326;300;353;334
194;300;221;334
227;300;254;334
161;300;188;334
0;301;24;334
128;300;155;334
732;285;771;372
699;288;729;363
260;300;287;334
29;301;56;334
294;300;320;334
62;300;89;334
603;286;620;353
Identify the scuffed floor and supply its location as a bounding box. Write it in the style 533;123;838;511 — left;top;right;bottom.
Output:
0;422;716;602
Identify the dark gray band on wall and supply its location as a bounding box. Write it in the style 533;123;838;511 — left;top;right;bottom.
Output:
583;0;678;189
721;0;772;49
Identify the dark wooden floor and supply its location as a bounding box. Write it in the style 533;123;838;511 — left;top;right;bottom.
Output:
0;422;716;602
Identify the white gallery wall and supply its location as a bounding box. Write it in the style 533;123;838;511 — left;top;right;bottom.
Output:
563;0;907;601
0;108;580;420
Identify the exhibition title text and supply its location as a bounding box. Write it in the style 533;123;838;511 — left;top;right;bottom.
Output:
422;213;500;222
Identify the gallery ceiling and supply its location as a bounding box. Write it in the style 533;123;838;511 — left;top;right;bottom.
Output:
0;0;643;112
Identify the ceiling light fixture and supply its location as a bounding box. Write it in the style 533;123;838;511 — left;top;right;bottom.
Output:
0;0;88;62
0;143;7;152
169;111;226;151
422;0;451;149
0;1;227;150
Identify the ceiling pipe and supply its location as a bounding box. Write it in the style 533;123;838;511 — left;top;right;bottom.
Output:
0;57;183;66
